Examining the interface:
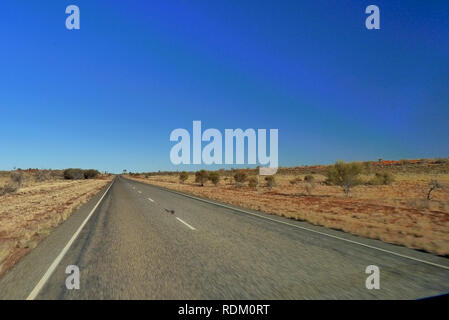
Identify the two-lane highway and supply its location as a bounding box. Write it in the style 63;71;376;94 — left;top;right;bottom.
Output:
1;176;449;299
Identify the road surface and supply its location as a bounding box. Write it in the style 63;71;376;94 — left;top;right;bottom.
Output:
1;176;449;299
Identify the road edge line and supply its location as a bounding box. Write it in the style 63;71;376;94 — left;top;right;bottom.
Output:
127;178;449;271
26;178;115;300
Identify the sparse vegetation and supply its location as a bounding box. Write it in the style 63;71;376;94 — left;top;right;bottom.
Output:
179;171;189;184
427;180;444;200
83;169;100;179
125;158;449;256
305;182;315;195
0;171;24;196
368;172;395;185
0;182;19;196
265;175;276;189
64;168;85;180
289;177;302;185
434;158;449;164
304;175;315;182
10;171;23;188
208;172;220;186
0;177;112;276
248;176;258;189
326;161;363;196
34;170;49;182
195;170;209;186
233;171;248;187
363;161;373;174
64;169;100;180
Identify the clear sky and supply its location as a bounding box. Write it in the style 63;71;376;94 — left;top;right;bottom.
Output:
1;1;448;173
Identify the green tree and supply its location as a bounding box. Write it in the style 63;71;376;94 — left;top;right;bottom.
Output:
326;161;363;196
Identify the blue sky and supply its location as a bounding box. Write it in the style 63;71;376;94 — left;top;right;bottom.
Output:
1;1;448;173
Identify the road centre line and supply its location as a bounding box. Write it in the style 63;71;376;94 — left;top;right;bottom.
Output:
143;182;449;271
176;217;196;230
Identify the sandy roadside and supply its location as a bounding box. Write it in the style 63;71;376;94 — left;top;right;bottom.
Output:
0;178;112;277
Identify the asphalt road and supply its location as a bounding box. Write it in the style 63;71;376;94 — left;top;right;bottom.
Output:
1;176;449;299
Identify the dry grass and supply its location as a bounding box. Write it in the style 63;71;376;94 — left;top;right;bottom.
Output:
128;172;449;256
0;177;112;277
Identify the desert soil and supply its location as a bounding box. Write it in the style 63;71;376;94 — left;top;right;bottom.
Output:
0;178;111;277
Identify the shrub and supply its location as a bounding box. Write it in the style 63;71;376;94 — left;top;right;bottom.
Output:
179;171;188;183
289;177;302;185
233;171;248;187
10;171;23;188
427;180;444;200
248;177;258;189
434;158;449;164
195;170;209;186
208;172;220;186
63;168;85;180
84;169;100;179
368;172;395;185
0;183;18;196
305;182;315;195
265;175;276;189
304;175;315;182
34;170;49;182
326;161;363;196
363;161;373;174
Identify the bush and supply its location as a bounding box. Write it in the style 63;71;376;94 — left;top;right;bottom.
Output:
427;180;444;200
10;171;23;188
265;175;276;189
368;172;395;185
248;177;258;189
233;171;248;187
326;161;363;196
289;177;302;185
0;183;18;196
208;172;220;186
195;170;209;186
179;171;188;183
304;175;315;182
305;182;315;195
34;170;49;182
63;169;100;180
363;161;373;174
64;168;85;180
84;169;100;179
434;158;449;164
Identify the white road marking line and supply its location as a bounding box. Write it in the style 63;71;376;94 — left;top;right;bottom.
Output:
155;185;449;271
26;180;115;300
148;197;154;202
176;217;196;230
